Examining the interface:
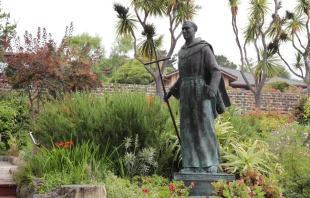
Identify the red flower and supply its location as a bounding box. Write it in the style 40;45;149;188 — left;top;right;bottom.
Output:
64;144;70;149
142;188;149;194
58;142;64;146
191;182;194;187
168;183;175;191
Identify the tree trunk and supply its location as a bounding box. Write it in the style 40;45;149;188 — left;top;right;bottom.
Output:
307;83;310;97
254;91;261;109
155;74;164;99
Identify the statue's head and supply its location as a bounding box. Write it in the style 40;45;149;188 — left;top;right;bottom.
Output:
182;21;197;41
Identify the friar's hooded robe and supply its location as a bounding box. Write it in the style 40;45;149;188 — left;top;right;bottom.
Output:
169;38;230;169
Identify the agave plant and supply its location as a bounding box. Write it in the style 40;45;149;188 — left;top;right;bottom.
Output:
215;116;238;147
220;139;279;176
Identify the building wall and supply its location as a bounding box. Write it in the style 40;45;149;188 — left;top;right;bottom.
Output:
0;83;307;113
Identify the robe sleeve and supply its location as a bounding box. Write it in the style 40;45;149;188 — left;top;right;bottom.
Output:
203;45;221;93
169;78;180;100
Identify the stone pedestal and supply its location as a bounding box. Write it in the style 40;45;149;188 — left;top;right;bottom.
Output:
174;172;235;196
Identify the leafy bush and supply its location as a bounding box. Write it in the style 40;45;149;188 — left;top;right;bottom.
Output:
0;92;31;151
34;90;180;176
34;90;171;151
220;139;281;176
294;97;310;125
212;168;284;198
118;135;158;179
265;123;310;196
266;81;290;92
14;141;114;194
105;172;192;198
240;109;292;135
283;85;303;93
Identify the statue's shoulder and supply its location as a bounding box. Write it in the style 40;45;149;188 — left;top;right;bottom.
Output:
199;40;215;54
179;39;212;58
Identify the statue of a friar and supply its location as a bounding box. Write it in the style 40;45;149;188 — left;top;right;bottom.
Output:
164;21;231;174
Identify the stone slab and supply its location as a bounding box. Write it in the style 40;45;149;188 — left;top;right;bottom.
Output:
174;172;235;196
32;184;106;198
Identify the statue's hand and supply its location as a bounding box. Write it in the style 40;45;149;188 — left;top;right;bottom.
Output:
164;91;172;102
206;89;215;98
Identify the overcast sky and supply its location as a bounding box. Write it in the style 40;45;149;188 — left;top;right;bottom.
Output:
2;0;297;68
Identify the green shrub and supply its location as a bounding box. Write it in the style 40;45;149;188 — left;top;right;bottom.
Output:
267;81;290;92
34;90;171;150
105;172;192;198
294;97;310;125
241;109;292;135
14;141;113;194
0;92;31;151
212;168;284;198
220;139;281;176
34;90;180;176
265;123;310;196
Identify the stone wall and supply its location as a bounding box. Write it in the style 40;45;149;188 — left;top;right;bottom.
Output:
1;83;308;113
227;90;307;113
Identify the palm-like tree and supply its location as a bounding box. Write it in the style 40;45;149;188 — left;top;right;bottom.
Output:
228;0;282;107
114;4;137;37
229;0;239;17
113;0;197;98
277;1;310;96
138;24;164;62
248;0;270;20
254;50;283;80
285;12;305;34
294;0;310;16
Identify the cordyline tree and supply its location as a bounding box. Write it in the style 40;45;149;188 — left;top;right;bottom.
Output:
228;0;285;107
113;0;198;98
5;23;100;120
277;1;310;96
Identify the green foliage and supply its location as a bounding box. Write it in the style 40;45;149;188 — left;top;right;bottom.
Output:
240;109;292;135
0;92;30;151
105;172;191;198
215;55;237;69
68;32;104;55
212;169;284;198
14;141;113;194
119;135;158;178
113;59;153;84
303;97;310;119
34;90;177;176
0;4;16;54
221;139;280;175
266;81;290;92
266;123;310;196
294;97;310;125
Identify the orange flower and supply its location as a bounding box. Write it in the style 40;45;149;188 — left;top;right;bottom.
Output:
58;142;64;146
64;144;70;149
142;188;149;194
65;141;74;145
147;94;152;104
55;142;60;146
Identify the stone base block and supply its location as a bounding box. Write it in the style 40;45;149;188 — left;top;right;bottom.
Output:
32;185;106;198
174;172;235;196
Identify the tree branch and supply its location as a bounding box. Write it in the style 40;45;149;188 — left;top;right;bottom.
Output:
278;50;303;79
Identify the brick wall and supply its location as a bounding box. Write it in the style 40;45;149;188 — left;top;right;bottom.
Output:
227;90;308;113
1;83;308;113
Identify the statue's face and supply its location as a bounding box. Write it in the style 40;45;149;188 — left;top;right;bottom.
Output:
182;22;196;40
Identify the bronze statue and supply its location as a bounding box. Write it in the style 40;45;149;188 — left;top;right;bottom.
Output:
164;21;230;174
